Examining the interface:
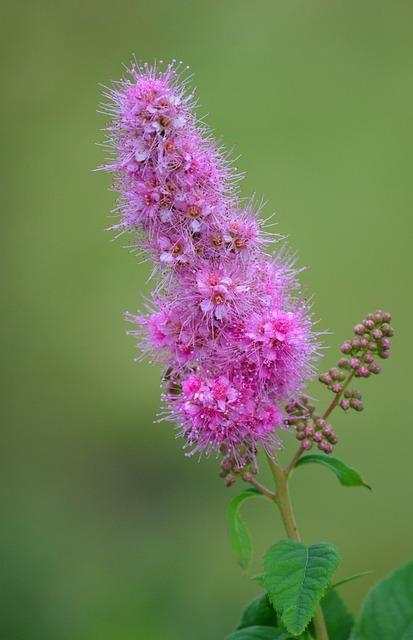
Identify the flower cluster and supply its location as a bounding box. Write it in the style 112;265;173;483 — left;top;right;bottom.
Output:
101;61;318;463
275;309;395;454
285;396;339;454
318;310;394;414
219;444;259;487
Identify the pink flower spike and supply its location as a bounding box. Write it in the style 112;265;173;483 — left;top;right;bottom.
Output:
100;61;320;466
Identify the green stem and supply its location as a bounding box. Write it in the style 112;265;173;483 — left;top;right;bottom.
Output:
242;473;277;500
285;446;305;478
267;454;300;540
266;453;329;640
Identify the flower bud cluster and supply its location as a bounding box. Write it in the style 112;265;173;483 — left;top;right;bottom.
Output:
219;445;258;487
101;61;318;463
318;310;394;413
285;397;338;454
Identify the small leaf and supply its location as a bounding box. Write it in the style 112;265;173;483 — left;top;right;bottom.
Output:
295;454;371;489
350;560;413;639
225;626;291;640
238;593;278;629
251;573;265;588
263;539;340;636
227;488;263;570
321;590;354;640
332;570;372;589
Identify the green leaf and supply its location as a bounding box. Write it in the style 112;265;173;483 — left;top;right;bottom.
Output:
263;539;340;636
227;488;263;570
321;590;354;640
295;454;371;489
402;622;413;639
238;593;278;629
225;626;291;640
332;570;372;589
350;560;413;639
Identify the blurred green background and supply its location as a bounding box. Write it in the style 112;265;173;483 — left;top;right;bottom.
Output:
1;1;412;638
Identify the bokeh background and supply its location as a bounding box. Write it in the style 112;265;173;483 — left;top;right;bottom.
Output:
2;1;412;638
